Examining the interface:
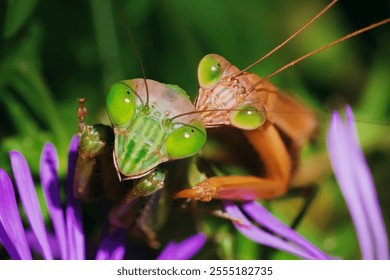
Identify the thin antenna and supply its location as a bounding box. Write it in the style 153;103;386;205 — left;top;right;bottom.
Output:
113;0;150;106
169;108;260;122
246;18;390;93
233;0;338;77
171;108;322;122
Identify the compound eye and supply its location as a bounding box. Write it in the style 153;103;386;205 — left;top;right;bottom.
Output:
197;54;223;88
230;104;266;130
106;81;136;127
165;121;207;159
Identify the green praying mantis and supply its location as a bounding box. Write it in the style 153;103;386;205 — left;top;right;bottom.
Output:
74;79;207;247
73;0;389;248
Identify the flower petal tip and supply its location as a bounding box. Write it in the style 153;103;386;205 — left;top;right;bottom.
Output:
330;110;343;125
345;105;355;123
157;232;207;260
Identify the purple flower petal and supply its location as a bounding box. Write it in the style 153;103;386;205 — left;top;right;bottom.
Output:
95;229;126;260
242;201;329;259
224;202;315;260
0;169;32;260
327;111;374;259
9;151;53;260
345;106;389;259
40;143;68;260
157;233;207;260
25;230;62;259
327;108;389;259
0;219;20;260
327;107;389;260
65;135;85;260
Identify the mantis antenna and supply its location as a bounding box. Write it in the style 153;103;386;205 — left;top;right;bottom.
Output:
169;108;259;122
233;0;338;77
113;0;150;106
246;17;390;93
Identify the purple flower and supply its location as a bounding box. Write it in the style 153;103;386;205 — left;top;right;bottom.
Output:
224;105;389;260
0;136;206;260
224;201;330;260
0;136;125;260
327;106;389;260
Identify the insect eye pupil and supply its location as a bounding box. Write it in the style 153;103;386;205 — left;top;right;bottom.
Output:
191;129;194;133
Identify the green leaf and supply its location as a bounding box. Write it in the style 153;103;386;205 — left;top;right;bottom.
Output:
235;231;260;260
3;0;41;38
0;89;52;174
0;89;40;136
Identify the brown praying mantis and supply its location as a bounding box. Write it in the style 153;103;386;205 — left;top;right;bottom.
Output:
174;0;389;203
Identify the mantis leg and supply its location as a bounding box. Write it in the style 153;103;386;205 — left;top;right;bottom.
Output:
109;169;166;248
174;122;292;201
74;123;119;200
74;98;124;201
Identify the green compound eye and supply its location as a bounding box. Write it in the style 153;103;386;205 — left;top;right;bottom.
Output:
198;54;223;88
106;81;136;127
165;120;207;159
230;104;266;130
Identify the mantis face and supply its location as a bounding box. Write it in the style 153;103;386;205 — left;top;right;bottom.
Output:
196;54;267;130
106;79;206;179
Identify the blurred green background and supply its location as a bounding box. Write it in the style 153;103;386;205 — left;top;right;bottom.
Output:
0;0;389;259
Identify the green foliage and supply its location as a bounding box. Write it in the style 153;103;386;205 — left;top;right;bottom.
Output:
0;0;389;259
3;0;41;38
